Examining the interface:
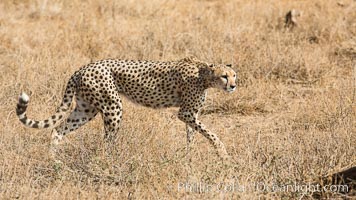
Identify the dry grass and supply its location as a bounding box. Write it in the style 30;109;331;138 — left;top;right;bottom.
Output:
0;0;355;199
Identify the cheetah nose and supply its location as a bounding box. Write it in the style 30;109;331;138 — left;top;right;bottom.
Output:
230;85;236;90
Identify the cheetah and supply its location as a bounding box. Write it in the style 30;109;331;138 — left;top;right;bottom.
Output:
16;56;237;159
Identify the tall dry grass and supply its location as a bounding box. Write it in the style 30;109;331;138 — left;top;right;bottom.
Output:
0;0;355;199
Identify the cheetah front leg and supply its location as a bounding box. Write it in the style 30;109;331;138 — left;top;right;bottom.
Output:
186;124;196;152
178;108;229;159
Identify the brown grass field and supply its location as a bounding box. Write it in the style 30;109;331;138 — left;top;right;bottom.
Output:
0;0;355;199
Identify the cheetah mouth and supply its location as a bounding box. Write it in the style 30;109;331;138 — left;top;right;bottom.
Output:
226;88;236;93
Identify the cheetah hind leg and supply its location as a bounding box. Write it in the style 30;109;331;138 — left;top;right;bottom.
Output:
50;96;98;160
102;102;123;144
100;97;123;155
95;91;123;143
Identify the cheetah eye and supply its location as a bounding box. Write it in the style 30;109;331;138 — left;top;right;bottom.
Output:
221;75;228;79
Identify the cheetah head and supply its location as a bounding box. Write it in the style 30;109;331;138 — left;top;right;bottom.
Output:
201;63;237;93
213;64;237;93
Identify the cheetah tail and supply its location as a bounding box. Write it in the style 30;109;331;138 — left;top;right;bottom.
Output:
16;76;77;129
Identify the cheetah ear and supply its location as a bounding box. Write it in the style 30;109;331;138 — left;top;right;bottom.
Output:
182;55;200;63
199;66;213;77
205;63;216;69
198;62;215;77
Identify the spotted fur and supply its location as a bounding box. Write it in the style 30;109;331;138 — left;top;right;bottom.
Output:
16;56;237;159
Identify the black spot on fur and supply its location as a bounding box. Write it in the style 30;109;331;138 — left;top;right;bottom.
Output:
32;122;39;128
16;104;26;115
20;117;27;124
